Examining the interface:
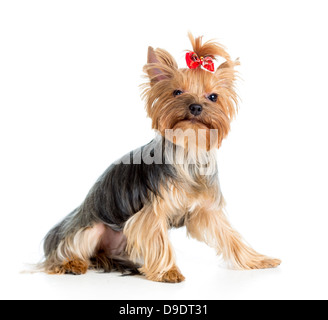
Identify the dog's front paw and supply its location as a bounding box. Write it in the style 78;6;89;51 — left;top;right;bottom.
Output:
146;267;186;283
161;267;186;283
247;257;281;270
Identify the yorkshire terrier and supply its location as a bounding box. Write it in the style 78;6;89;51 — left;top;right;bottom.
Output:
39;34;281;282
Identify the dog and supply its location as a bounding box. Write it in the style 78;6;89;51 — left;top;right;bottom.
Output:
39;33;281;282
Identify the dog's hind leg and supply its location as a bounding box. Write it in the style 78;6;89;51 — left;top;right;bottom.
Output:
41;222;139;275
41;223;105;275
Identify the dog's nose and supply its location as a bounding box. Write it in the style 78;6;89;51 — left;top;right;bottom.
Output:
189;104;203;116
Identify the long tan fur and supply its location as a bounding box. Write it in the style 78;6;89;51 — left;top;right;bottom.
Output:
38;34;280;282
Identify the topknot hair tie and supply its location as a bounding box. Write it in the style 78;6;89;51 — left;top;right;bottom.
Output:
185;51;215;72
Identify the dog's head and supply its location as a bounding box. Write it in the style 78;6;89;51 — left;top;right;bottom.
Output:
142;33;239;150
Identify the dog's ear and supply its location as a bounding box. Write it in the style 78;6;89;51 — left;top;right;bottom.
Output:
145;47;178;86
217;58;240;71
215;58;240;88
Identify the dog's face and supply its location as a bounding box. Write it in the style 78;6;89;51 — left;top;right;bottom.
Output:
142;35;239;149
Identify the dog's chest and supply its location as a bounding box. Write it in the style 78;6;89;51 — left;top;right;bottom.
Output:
164;176;220;228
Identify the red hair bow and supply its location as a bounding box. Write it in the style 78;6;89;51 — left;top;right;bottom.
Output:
185;51;215;72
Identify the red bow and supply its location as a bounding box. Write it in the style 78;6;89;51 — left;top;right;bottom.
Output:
185;51;215;72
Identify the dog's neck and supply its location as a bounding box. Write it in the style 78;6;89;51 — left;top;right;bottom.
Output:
160;135;219;187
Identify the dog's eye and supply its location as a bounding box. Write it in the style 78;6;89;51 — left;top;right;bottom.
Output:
208;93;218;102
173;90;183;97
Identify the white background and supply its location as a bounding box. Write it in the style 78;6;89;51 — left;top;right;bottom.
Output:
1;0;328;300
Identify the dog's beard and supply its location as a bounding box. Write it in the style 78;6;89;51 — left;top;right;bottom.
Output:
164;120;219;151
